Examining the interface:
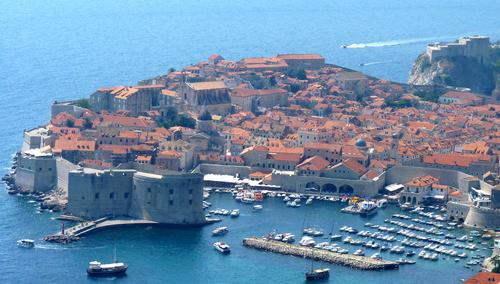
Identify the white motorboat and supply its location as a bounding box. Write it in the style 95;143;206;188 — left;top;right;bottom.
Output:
17;239;35;248
230;209;240;217
213;242;231;254
252;205;263;211
212;226;229;236
299;236;316;247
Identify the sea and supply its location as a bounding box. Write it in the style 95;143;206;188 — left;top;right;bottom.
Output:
1;0;499;283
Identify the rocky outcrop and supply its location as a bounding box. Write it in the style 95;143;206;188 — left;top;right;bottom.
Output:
408;53;496;95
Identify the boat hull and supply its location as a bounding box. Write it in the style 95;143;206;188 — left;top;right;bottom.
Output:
87;266;128;277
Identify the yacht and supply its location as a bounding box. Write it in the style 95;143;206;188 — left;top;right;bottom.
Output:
359;201;378;216
306;198;313;205
17;239;35;248
87;261;127;277
212;226;229;236
213;242;231;254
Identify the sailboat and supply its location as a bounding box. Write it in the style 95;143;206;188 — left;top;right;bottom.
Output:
305;245;330;281
302;200;330;281
87;245;128;277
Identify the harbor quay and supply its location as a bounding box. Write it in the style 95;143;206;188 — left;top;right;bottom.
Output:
243;237;399;270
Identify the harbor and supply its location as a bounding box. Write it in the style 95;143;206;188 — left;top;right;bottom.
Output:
242;237;399;270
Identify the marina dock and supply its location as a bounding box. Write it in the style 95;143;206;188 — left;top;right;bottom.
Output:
243;237;399;270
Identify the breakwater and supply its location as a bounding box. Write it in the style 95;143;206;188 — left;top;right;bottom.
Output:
243;237;399;270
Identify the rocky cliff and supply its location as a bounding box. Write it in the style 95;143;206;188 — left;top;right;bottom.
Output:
408;52;497;95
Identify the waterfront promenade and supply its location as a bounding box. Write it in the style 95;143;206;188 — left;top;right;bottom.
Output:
243;237;399;270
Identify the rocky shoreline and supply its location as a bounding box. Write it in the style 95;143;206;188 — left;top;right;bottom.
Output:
2;153;66;213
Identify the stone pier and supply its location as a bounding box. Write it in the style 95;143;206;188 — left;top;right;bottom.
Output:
243;237;399;270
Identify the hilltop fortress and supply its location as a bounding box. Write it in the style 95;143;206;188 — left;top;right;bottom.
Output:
410;35;497;95
426;36;490;64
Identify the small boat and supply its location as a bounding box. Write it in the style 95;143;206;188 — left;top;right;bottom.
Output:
230;209;240;218
300;236;316;247
252;205;263;211
212;226;229;236
406;251;416;257
305;268;330;281
371;253;382;260
282;233;295;243
330;235;342;241
353;249;365;256
306;198;313;205
359;201;378;216
213;242;231;254
17;239;35;248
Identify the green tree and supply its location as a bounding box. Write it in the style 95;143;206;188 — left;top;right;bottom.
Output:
168;67;176;73
491;255;500;273
288;69;307;80
269;76;277;86
83;117;93;129
65;119;75;128
74;99;91;109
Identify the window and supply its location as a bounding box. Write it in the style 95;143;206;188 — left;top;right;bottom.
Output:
110;192;114;199
48;168;52;171
95;193;99;199
81;196;85;200
39;168;42;172
189;189;193;194
169;189;174;194
169;200;173;205
189;200;192;205
124;192;129;199
148;187;151;193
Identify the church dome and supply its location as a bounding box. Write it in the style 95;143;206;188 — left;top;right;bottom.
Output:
198;110;212;121
355;138;367;148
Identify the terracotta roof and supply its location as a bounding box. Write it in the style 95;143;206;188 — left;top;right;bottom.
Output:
405;175;439;187
296;156;330;171
464;272;500;284
267;152;302;162
53;139;96;153
187;81;227;91
342;158;367;175
277;54;324;60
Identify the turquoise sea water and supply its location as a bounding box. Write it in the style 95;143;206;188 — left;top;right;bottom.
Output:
1;1;499;283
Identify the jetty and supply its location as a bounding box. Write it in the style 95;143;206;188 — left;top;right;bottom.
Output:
243;237;399;270
44;217;221;243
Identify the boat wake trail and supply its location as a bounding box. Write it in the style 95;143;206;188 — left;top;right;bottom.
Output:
36;244;106;250
359;61;394;67
342;35;455;49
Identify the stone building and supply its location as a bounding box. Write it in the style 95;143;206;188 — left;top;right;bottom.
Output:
66;168;206;225
230;88;288;112
426;36;490;64
179;81;232;115
335;72;368;96
276;54;325;71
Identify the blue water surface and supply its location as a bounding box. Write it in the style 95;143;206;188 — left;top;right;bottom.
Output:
1;1;499;283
